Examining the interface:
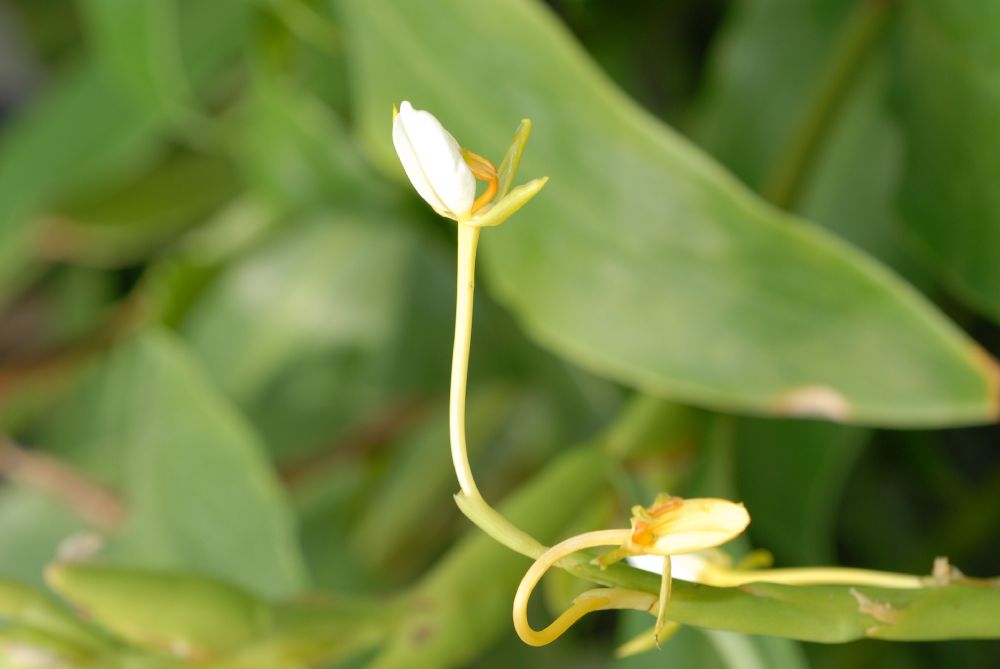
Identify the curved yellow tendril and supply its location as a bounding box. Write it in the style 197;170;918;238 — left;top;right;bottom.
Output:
513;529;636;646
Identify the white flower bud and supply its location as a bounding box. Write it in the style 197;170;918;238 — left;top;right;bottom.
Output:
392;101;476;220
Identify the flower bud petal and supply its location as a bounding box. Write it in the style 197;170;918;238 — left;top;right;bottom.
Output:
392;101;475;220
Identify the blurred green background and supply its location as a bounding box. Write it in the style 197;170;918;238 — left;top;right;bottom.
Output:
0;0;998;667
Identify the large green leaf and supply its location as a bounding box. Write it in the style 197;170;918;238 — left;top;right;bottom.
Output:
0;0;250;299
80;0;252;112
46;152;239;267
735;417;866;565
338;0;997;427
0;62;162;300
693;0;925;282
236;77;385;214
80;0;194;120
0;489;85;589
895;2;1000;322
182;216;415;458
41;331;307;597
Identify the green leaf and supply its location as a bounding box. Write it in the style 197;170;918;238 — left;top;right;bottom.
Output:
0;0;250;299
338;0;998;427
616;618;724;669
694;0;851;190
0;626;103;669
237;77;385;214
80;0;253;117
701;629;808;669
349;386;514;575
0;62;163;300
895;2;1000;321
43;331;307;597
182;216;415;458
0;577;102;648
44;152;239;267
0;489;85;589
693;0;926;282
734;418;866;565
615;612;808;669
80;0;195;121
211;598;390;669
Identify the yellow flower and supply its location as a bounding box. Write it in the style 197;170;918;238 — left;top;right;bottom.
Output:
626;495;750;556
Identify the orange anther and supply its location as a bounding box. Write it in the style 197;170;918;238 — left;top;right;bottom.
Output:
647;497;683;518
463;150;499;214
631;521;654;547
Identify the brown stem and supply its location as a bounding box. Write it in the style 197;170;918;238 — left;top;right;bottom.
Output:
0;438;126;531
0;294;146;403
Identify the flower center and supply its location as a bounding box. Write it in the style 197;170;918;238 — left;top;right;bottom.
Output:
629;496;684;548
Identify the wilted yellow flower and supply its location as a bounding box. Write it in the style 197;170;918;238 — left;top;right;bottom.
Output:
513;494;749;647
626;495;750;556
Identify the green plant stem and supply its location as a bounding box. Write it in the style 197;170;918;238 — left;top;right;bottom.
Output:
761;0;894;208
453;493;546;560
447;214;607;586
450;220;576;560
453;389;684;562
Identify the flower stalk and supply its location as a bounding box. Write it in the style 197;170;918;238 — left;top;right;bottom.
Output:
392;101;549;548
389;101;975;654
449;222;483;502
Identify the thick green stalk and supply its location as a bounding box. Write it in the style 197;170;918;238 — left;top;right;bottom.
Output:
545;556;1000;643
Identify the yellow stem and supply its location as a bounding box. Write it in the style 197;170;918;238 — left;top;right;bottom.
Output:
513;529;632;646
450;222;483;501
616;620;680;658
703;565;925;589
448;225;560;564
654;555;672;644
